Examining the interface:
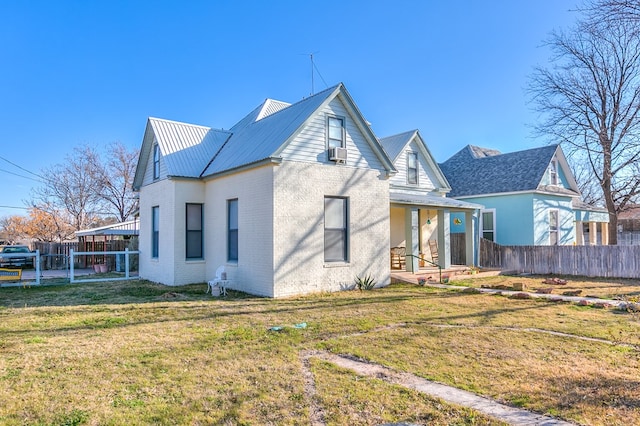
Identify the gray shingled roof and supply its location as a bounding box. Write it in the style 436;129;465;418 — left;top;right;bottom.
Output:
440;144;564;197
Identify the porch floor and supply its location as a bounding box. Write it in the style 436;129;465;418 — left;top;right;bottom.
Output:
390;265;472;284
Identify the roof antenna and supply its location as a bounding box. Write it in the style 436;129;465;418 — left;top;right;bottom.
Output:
310;53;315;96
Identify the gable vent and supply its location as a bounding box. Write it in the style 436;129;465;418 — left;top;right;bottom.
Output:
329;147;347;163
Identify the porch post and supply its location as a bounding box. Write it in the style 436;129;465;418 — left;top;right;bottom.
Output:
437;209;451;269
601;222;609;245
404;207;420;273
464;210;475;266
575;221;584;246
589;222;597;245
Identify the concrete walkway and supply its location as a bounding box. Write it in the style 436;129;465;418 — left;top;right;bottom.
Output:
305;350;576;426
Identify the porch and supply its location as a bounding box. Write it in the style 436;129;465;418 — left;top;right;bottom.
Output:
390;265;474;285
390;191;483;272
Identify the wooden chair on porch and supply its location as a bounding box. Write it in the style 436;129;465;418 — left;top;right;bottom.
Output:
428;240;439;265
390;247;406;269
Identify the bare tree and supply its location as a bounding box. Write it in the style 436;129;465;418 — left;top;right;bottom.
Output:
31;145;104;233
96;142;139;222
528;0;640;244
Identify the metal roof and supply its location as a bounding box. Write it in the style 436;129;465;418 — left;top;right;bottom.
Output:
380;130;418;161
150;118;231;178
201;84;341;177
230;99;291;132
390;191;483;210
134;83;397;186
76;219;139;237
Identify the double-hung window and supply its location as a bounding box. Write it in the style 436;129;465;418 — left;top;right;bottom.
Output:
186;203;203;259
228;199;238;262
324;197;348;262
481;209;495;242
153;144;160;180
549;209;559;245
327;116;345;148
549;159;558;185
151;206;159;258
407;152;418;185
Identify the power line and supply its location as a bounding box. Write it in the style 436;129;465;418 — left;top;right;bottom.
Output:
0;167;43;183
0;154;45;180
0;205;28;210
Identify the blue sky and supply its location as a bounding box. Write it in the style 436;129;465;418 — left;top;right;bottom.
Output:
0;0;578;219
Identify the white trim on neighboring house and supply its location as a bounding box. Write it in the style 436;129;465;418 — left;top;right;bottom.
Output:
480;208;496;242
454;188;578;199
549;158;558;186
549;208;559;245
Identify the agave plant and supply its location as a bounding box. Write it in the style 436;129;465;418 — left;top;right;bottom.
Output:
354;274;377;291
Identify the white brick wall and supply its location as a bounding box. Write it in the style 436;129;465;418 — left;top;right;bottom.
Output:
272;161;390;297
138;179;206;286
139;178;176;284
204;165;275;296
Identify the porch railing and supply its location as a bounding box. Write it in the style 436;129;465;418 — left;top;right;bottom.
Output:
406;254;442;284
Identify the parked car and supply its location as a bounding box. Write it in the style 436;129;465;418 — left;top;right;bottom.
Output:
0;245;34;268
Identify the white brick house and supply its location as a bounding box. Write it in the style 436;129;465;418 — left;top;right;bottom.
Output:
133;84;397;297
133;83;482;297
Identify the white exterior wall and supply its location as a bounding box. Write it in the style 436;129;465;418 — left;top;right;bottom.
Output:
280;97;384;170
204;165;275;297
389;140;437;191
138;178;176;285
138;179;206;286
171;180;206;284
272;161;390;298
140;138;169;187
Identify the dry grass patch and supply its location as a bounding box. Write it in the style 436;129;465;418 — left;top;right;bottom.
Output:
0;279;639;424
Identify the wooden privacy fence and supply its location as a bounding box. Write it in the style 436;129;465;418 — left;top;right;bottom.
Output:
480;238;640;278
33;239;138;270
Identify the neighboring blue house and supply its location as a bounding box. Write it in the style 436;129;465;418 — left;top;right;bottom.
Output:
440;144;609;246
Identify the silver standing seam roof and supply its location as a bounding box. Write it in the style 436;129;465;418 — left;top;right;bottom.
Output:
390;191;483;210
76;219;140;237
133;83;398;189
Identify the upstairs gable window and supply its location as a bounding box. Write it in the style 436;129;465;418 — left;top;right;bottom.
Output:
153;144;160;180
549;159;558;186
407;152;418;185
327;116;345;148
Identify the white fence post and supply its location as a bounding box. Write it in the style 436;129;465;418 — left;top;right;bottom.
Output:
70;249;75;284
125;248;129;280
35;249;40;286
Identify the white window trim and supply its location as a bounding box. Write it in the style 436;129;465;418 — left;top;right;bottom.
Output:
326;114;346;149
324;196;349;263
480;208;496;241
407;151;418;185
549;159;558;186
153;144;160;180
549;209;559;245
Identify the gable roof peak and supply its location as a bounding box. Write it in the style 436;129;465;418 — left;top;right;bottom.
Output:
467;145;502;158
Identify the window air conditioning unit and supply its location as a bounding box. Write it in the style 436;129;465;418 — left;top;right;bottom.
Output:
329;147;347;163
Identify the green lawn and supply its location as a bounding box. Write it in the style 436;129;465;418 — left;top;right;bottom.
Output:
0;278;638;425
